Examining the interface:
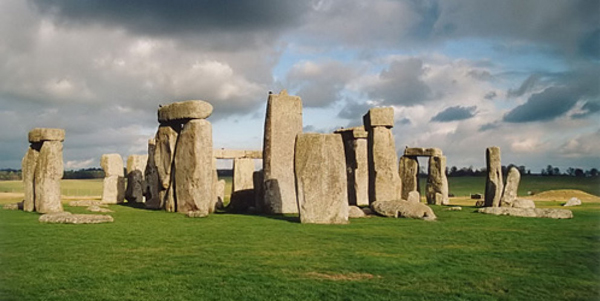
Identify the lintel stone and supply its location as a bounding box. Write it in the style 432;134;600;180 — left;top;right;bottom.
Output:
214;149;262;159
158;100;213;123
28;128;65;143
404;147;443;157
334;126;368;139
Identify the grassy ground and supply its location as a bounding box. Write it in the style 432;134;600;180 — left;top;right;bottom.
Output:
0;176;599;300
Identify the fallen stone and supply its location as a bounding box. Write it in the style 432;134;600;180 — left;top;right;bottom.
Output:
295;133;348;224
500;166;521;207
263;89;303;214
158;100;213;123
86;205;113;213
371;200;437;220
484;146;503;207
444;206;462;211
39;212;114;224
478;207;573;219
563;197;582;207
513;199;535;209
361;207;373;215
363;107;394;129
34;141;63;214
348;206;367;218
3;202;21;210
407;191;420;203
69;200;103;207
28;128;65;143
186;211;209;218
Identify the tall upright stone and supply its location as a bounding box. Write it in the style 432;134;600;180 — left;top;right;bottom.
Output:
253;170;265;212
295;133;348;224
22;147;39;212
154;124;180;211
364;108;402;203
31;129;65;214
399;156;419;201
145;139;161;209
426;155;449;205
101;154;125;204
174;119;213;214
484;146;503;207
262;90;303;214
501;166;521;207
125;154;148;203
335;127;369;206
230;158;255;211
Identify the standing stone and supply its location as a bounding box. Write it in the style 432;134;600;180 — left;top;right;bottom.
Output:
101;154;125;204
484;147;503;207
229;158;255;211
366;124;402;204
145;139;161;209
154;124;180;211
215;179;226;210
500;166;521;207
210;157;218;213
295;133;348;224
22;147;39;212
253;170;265;212
407;191;420;203
125;154;148;203
399;156;419;201
34;141;63;213
262;90;303;214
335;127;369;206
426;155;449;205
174;119;213;214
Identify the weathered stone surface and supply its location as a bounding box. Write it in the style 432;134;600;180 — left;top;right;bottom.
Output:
215;179;226;210
399;156;419;200
229;158;256;212
407;191;420;203
500;166;521;207
154;124;180;211
371;200;437;220
336;127;369;206
367;126;402;203
213;149;262;159
35;141;63;214
22;147;39;212
3;202;21;210
253;170;265;212
186;211;209;218
263;90;302;214
564;197;582;207
363;107;394;129
295;133;348;224
426;155;449;205
158;100;213;123
484;147;503;207
174;119;213;214
101;176;125;204
69;200;102;207
513;199;535;208
348;206;367;218
478;207;573;219
87;205;113;213
445;206;462;211
125;155;148;203
101;154;124;177
145;139;161;209
39;212;114;224
210;157;218;214
403;147;443;157
28;128;65;143
362;207;373;215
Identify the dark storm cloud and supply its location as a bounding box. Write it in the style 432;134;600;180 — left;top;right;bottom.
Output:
503;86;577;123
572;100;600;119
367;58;432;106
337;100;374;120
507;74;540;98
31;0;310;36
430;105;476;122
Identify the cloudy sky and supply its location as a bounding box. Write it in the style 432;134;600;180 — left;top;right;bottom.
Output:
1;0;598;172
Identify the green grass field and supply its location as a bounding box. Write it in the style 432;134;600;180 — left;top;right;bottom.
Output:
1;176;599;300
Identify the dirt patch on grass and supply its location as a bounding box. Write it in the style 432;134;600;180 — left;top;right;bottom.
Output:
304;271;381;281
528;189;600;202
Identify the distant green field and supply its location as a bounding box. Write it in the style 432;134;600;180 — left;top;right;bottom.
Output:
1;176;597;200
